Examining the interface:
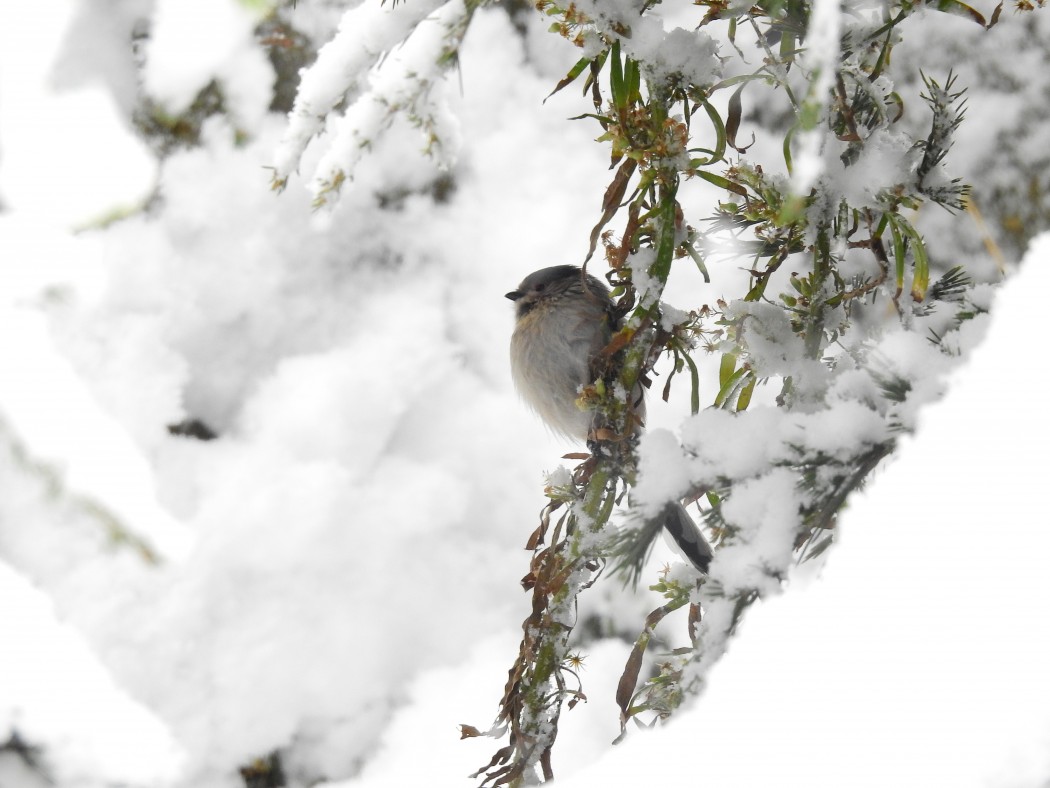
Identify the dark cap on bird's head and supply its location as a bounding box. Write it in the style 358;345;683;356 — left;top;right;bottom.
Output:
505;266;608;318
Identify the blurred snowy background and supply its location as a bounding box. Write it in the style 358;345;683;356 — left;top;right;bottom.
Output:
1;1;1049;786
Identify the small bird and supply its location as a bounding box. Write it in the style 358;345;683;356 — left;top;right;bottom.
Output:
506;265;712;575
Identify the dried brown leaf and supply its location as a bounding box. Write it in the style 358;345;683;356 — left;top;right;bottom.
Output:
468;745;513;779
586;159;638;261
615;641;646;721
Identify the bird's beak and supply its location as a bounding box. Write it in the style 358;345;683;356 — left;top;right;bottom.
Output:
505;290;523;301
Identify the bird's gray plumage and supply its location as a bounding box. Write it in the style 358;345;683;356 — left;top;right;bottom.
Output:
506;266;616;441
506;265;712;574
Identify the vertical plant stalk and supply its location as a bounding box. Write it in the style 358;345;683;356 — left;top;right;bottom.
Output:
466;172;683;785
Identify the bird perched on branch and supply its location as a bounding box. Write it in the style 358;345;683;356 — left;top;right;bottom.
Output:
505;265;712;576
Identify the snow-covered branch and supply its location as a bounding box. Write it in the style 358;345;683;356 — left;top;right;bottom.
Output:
273;0;472;203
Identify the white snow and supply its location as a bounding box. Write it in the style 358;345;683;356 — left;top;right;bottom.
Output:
626;22;721;89
713;467;803;593
0;1;155;227
0;559;185;787
554;236;1050;787
0;237;192;562
144;0;274;127
1;1;1048;786
790;0;842;194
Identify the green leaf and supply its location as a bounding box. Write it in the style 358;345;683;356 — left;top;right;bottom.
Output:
782;123;797;175
898;218;931;300
625;57;641;105
798;99;821;131
709;73;773;93
692;99;727;166
610;40;625;110
744;279;767;302
693;170;747;196
925;0;990;26
736;374;756;411
582;48;609;100
682;352;701;415
870;29;894;79
685;243;711;283
888;215;906;296
911;243;930;301
887;213;930;300
715;367;749;409
719;353;736;389
545;56;592;102
776;193;808;225
652;187;679;284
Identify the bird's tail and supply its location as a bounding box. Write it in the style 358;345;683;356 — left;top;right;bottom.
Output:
610;500;712;584
661;501;712;574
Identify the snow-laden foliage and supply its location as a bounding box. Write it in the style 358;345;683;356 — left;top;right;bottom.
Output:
429;0;1024;780
1;0;1049;787
272;0;475;203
